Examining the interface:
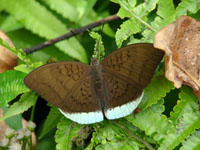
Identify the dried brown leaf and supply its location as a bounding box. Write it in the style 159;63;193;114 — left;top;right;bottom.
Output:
154;16;200;99
0;30;18;73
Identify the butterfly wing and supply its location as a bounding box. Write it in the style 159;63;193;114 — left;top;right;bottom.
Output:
24;62;103;124
100;43;164;119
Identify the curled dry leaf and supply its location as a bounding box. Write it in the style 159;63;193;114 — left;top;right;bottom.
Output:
0;30;18;73
154;16;200;99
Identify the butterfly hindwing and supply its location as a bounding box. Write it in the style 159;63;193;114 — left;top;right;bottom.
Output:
24;62;103;124
100;43;164;119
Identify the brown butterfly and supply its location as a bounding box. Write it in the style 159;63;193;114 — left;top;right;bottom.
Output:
24;43;164;124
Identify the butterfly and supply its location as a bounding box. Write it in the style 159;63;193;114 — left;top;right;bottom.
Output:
24;43;164;124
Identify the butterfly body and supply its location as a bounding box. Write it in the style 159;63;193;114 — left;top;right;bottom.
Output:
24;43;164;124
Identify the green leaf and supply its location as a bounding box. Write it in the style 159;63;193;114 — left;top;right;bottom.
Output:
158;112;200;150
0;36;33;67
0;0;87;63
0;92;37;121
127;99;175;143
150;0;175;33
55;117;83;150
7;29;72;63
0;70;29;107
175;0;200;18
180;130;200;150
115;19;141;48
78;0;97;23
170;86;199;124
157;0;175;19
39;107;62;139
88;120;141;149
114;0;136;18
44;0;79;22
96;140;139;150
151;16;175;31
133;0;159;17
3;107;22;130
0;15;23;32
140;74;174;110
5;114;22;130
14;62;43;73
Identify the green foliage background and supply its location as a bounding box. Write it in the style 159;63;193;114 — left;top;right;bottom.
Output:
0;0;200;149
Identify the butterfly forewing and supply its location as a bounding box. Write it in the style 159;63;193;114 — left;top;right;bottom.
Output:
100;44;164;119
24;62;103;124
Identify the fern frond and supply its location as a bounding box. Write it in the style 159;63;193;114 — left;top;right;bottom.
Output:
140;74;174;110
55;117;83;150
180;130;200;150
159;112;200;150
115;19;141;48
0;92;37;121
175;0;200;18
0;70;29;107
170;86;199;124
0;0;87;62
127;99;175;144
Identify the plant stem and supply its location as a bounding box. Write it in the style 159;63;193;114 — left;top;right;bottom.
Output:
29;137;32;150
113;121;155;150
24;15;120;54
30;100;37;121
22;139;26;150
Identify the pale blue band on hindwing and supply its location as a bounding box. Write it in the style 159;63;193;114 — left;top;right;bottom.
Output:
104;91;144;120
59;109;104;124
59;91;143;124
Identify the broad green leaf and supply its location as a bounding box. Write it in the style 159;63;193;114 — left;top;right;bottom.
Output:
39;107;62;139
0;70;29;107
44;0;79;22
127;99;175;143
6;29;72;63
0;92;37;121
180;130;200;150
159;112;200;150
170;86;199;124
5;115;22;130
0;15;23;32
115;19;141;48
0;0;87;63
175;0;200;18
3;107;22;130
140;74;174;110
55;117;82;150
157;0;175;19
78;0;97;23
58;0;97;25
103;24;115;38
